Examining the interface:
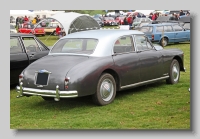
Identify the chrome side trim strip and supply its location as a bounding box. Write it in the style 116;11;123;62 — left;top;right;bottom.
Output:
121;76;169;89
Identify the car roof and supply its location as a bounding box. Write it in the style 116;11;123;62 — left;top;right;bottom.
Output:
143;23;179;26
57;30;144;57
62;29;144;39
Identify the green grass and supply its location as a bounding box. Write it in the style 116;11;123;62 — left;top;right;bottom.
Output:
10;35;190;129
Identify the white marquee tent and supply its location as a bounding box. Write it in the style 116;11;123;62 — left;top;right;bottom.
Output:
36;12;101;35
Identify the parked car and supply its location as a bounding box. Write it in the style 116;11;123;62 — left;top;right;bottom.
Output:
44;21;62;35
115;16;125;25
103;17;118;26
139;23;190;46
10;33;50;85
93;17;104;27
10;23;17;33
18;23;45;36
179;16;190;30
16;30;185;106
132;17;152;28
133;21;152;30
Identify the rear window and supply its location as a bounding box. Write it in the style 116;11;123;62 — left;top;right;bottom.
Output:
139;26;153;33
50;39;98;55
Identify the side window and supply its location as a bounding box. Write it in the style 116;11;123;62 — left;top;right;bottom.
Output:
35;39;47;51
10;37;23;54
164;26;173;32
21;37;40;52
113;36;134;53
135;35;152;51
173;25;184;31
156;26;164;32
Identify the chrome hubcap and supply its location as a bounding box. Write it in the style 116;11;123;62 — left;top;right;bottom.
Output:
100;79;114;101
172;63;180;82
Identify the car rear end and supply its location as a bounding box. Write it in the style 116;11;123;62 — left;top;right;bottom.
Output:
139;25;157;42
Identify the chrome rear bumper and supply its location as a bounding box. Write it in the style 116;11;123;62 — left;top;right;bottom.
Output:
16;82;78;101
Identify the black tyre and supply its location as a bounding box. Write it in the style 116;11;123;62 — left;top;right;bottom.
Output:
160;38;168;47
166;59;180;84
92;73;116;106
42;96;54;101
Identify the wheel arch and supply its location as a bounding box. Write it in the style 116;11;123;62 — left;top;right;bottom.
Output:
173;56;184;71
101;69;120;91
159;36;169;43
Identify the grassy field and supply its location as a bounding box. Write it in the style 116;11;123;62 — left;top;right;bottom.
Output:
10;34;190;129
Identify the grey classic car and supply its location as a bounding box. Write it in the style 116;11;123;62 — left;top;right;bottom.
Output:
16;30;185;106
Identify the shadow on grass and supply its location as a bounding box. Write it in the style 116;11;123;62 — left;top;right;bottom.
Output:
17;81;167;110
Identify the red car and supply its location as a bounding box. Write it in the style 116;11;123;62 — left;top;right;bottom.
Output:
115;17;125;25
18;23;45;36
103;17;118;26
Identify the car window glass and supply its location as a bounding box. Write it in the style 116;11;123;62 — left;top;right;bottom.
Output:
173;25;184;31
135;35;149;51
164;26;173;32
51;39;98;55
35;39;47;51
156;26;164;32
21;37;40;52
113;36;134;53
139;26;153;33
10;37;23;54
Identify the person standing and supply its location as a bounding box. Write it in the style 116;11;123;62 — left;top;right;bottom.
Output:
123;15;128;25
23;15;29;23
127;14;133;30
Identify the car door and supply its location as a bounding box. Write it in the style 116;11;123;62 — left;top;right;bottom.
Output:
112;35;140;87
134;35;164;82
172;24;189;42
163;25;175;43
20;36;49;64
10;36;29;84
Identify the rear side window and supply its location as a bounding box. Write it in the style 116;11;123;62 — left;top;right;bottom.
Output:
21;37;41;52
173;25;184;31
113;36;134;53
139;27;153;33
164;26;173;32
156;26;164;32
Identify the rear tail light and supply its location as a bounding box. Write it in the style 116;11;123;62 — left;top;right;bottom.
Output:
65;77;70;89
152;35;154;40
19;73;24;83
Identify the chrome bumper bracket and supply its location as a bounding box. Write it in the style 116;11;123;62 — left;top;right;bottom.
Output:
16;82;78;101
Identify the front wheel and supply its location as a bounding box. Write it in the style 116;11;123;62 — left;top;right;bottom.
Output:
166;59;180;84
92;73;116;106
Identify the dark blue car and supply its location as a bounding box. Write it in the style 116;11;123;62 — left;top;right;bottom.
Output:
139;23;190;46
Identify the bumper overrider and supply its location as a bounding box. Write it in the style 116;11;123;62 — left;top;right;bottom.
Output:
16;82;78;101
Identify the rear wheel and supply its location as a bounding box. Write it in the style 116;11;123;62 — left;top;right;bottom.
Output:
166;59;180;84
92;73;116;106
160;38;168;47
